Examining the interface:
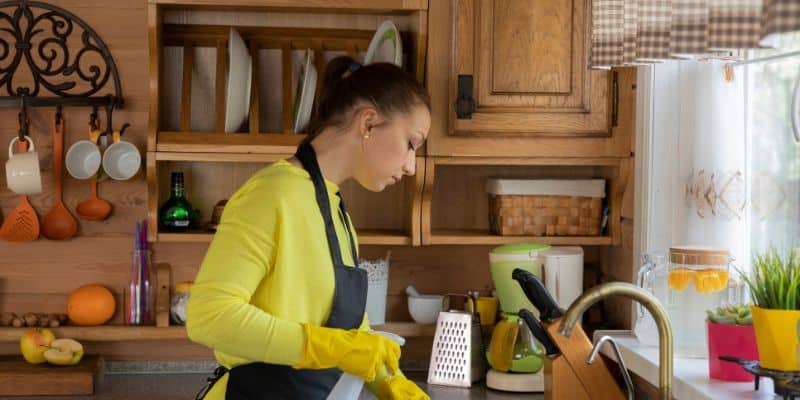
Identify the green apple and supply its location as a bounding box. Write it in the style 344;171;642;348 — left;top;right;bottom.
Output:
19;328;56;364
43;338;84;366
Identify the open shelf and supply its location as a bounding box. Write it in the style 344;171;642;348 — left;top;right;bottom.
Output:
148;157;425;245
422;157;630;246
158;229;413;245
0;322;434;343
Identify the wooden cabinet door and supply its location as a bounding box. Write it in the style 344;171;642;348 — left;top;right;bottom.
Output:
427;0;631;157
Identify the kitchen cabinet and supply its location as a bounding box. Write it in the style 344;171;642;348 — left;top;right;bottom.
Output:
146;0;428;245
426;0;634;158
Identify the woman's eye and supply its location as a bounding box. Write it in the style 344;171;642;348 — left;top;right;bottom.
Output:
408;141;415;151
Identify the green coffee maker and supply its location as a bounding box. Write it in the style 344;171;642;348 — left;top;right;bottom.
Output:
486;243;550;392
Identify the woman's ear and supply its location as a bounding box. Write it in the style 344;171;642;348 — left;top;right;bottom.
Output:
353;106;380;139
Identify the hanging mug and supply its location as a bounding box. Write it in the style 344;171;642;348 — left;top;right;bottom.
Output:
6;135;42;195
102;130;141;180
65;129;102;180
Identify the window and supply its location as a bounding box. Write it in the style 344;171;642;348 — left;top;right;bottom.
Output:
639;33;800;279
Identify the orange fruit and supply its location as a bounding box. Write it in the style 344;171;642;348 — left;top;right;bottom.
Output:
692;269;729;294
66;284;116;326
668;268;693;291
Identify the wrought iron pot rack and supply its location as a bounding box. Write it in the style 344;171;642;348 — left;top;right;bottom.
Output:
0;1;124;141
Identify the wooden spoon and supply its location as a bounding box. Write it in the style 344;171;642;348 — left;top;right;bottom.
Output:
41;116;78;240
0;139;40;242
76;176;111;221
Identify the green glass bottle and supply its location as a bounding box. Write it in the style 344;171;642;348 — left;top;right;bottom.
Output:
159;172;193;232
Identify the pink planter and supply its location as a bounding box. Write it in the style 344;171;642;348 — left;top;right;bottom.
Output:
707;321;760;381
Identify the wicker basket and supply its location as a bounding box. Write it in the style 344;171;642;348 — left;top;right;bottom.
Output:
487;179;605;236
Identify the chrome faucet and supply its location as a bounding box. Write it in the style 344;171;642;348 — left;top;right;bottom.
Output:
588;335;634;400
558;282;673;400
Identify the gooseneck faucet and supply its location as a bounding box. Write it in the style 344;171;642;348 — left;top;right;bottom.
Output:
558;282;673;400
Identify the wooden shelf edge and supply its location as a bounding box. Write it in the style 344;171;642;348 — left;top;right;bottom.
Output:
430;230;614;246
0;322;433;343
149;0;428;12
156;132;303;154
430;156;624;167
371;322;436;337
0;326;188;343
157;230;412;245
155;152;291;162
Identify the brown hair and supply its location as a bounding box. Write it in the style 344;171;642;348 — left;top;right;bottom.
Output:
302;56;430;145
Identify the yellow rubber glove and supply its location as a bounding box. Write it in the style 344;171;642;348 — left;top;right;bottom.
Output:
377;375;430;400
293;324;400;382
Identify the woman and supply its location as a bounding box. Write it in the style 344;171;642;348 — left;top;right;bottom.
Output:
186;56;431;400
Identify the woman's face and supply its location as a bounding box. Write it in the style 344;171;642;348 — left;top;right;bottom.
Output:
354;104;431;192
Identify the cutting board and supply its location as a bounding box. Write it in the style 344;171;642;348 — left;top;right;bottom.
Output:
0;355;103;396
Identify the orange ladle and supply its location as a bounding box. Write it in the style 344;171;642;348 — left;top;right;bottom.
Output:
41;115;78;240
0;138;40;242
76;129;111;221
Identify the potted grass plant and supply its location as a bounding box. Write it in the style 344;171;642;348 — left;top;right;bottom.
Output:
737;248;800;371
706;304;758;381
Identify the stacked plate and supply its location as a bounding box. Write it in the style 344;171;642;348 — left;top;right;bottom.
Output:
224;28;252;133
226;21;404;134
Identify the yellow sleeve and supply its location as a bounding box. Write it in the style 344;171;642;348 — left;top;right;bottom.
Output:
185;179;304;366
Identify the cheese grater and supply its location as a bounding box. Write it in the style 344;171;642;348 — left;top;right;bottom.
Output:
427;294;486;387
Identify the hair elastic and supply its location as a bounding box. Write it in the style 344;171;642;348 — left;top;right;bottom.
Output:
342;62;361;78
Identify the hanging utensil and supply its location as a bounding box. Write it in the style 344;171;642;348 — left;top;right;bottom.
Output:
41;113;78;240
0;138;40;242
76;128;111;221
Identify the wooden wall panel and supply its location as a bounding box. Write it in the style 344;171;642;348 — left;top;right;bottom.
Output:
0;1;638;363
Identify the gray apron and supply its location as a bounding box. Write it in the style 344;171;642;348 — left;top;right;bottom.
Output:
195;143;368;400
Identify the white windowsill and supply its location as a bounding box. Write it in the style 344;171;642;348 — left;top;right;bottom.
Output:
593;331;777;400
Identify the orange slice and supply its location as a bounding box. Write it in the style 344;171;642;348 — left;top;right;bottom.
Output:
668;268;693;291
692;269;728;294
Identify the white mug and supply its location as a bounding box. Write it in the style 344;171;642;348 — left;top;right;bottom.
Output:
5;135;42;195
543;246;584;308
102;131;141;180
65;131;102;180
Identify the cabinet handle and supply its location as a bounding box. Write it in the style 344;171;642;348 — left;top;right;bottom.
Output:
456;74;476;119
612;71;619;128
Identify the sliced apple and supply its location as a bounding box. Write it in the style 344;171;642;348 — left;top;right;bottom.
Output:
20;328;56;364
43;338;84;366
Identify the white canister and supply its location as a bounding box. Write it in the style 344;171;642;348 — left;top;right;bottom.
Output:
362;257;389;325
542;246;584;308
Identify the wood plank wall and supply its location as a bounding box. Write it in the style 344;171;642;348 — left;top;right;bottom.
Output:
0;0;636;362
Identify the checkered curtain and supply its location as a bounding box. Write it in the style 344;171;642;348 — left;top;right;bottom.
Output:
591;0;800;68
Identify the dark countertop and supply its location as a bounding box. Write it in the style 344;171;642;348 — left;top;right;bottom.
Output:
5;370;544;400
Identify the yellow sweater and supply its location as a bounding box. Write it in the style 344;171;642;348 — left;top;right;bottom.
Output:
186;159;374;399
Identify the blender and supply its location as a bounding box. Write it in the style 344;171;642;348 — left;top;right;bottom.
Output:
486;243;550;392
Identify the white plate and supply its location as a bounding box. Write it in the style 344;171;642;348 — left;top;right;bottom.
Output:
224;28;252;133
364;20;402;67
292;49;317;133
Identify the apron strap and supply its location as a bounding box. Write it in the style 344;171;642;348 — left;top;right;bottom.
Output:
295;143;358;268
336;193;359;267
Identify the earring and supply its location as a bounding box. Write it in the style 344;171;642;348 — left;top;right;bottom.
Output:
363;133;371;139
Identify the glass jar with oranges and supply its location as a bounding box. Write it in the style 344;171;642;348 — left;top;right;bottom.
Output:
639;246;736;358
